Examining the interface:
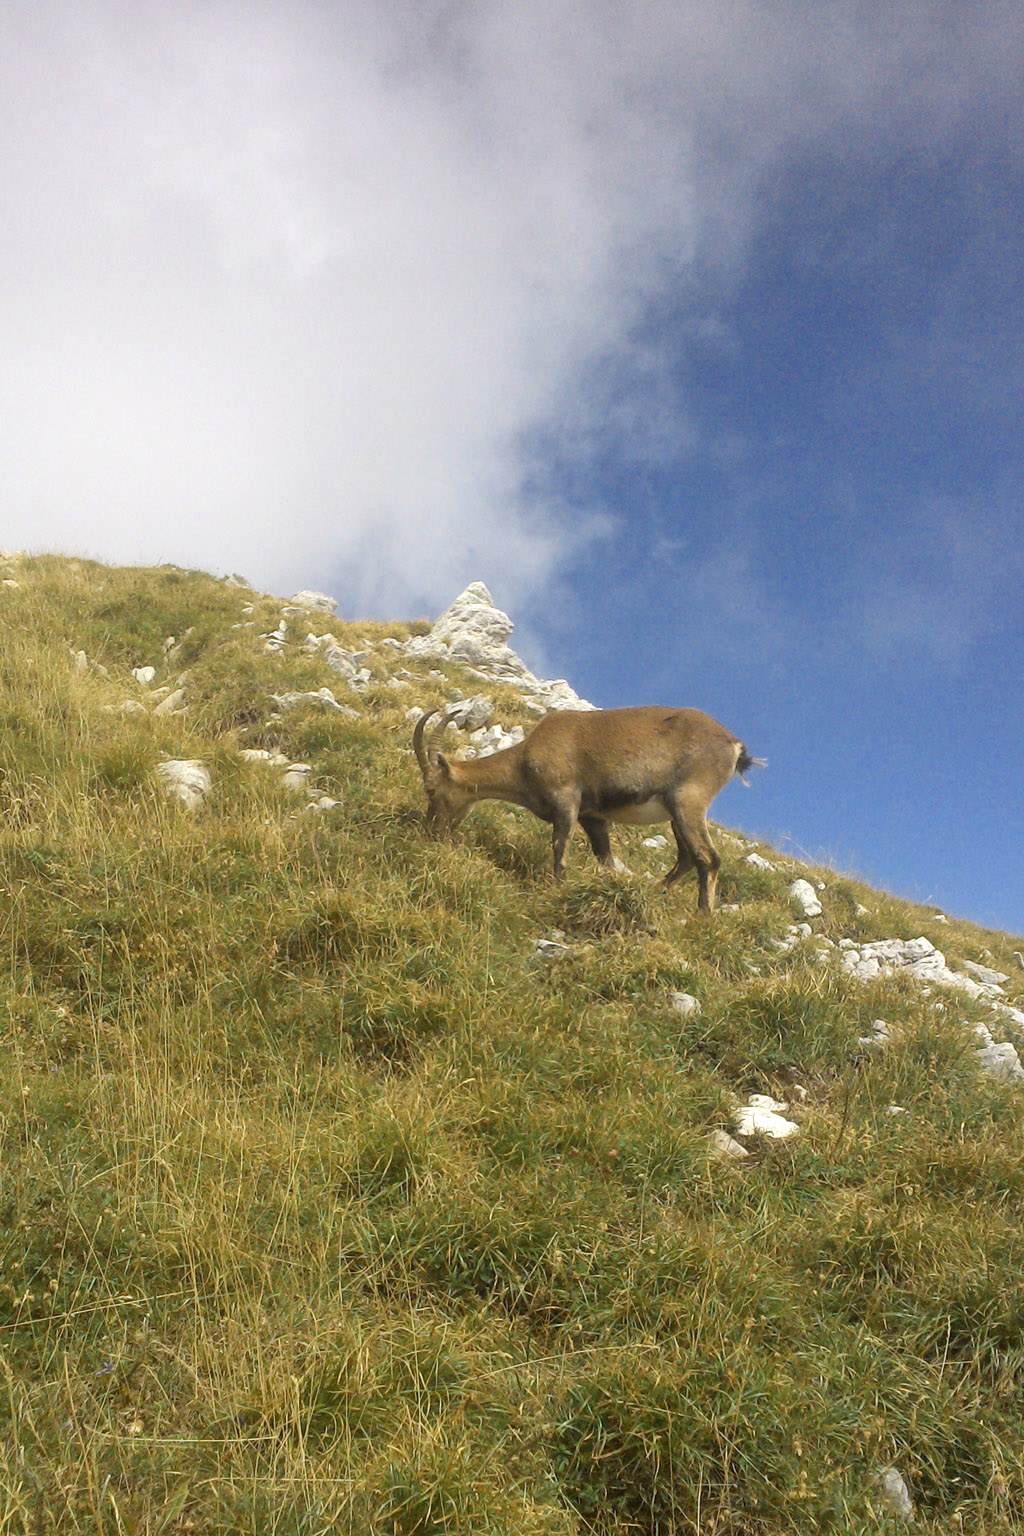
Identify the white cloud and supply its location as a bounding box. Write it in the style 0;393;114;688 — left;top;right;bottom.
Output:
0;1;1020;615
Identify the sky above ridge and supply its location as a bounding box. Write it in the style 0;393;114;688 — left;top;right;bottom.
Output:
1;1;1022;934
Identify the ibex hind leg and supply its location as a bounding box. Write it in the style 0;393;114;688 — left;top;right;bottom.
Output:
664;798;721;913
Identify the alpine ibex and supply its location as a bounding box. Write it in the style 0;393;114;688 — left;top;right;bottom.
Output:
413;705;764;913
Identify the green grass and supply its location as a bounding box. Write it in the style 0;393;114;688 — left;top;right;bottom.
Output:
1;554;1023;1531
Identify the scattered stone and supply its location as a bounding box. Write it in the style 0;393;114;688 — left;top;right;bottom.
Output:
153;688;187;716
281;763;314;792
264;622;288;652
289;590;337;613
709;1129;749;1161
789;879;822;918
155;760;211;810
102;700;148;716
240;749;291;767
774;923;813;954
733;1095;799;1139
643;834;669;849
270;688;357;716
839;936;1005;999
961;959;1010;987
132;666;156;685
322;644;372;687
466;722;525;757
973;1024;1024;1081
744;852;775;870
447;694;493;732
876;1466;914;1522
304;795;342;812
857;1019;895;1050
530;937;571;962
669;991;700;1017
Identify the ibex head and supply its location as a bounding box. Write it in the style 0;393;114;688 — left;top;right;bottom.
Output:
412;708;477;835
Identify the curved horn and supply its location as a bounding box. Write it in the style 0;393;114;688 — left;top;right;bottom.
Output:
413;708;457;778
413;708;440;775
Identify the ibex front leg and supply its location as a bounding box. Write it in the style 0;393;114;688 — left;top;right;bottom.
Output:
550;804;579;881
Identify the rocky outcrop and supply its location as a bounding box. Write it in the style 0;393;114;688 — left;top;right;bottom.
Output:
404;582;594;713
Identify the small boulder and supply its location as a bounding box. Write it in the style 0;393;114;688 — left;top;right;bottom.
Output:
789;879;822;918
733;1094;799;1139
876;1466;914;1522
153;688;187;716
289;590;337;613
156;760;211;811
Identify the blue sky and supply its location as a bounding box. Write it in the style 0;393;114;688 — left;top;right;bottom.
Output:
531;123;1024;930
1;1;1020;932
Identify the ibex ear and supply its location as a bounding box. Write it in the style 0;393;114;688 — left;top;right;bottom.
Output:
436;752;453;778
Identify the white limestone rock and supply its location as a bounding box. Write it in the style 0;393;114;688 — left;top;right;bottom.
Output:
789;879;822;918
281;763;314;792
669;992;700;1017
270;688;357;716
405;582;595;712
407;581;515;663
153;688;187;716
876;1466;914;1522
709;1129;749;1161
240;749;290;767
973;1024;1024;1081
962;959;1010;987
839;936;1008;1000
447;693;493;731
744;852;776;870
289;590;337;613
132;666;156;685
530;937;572;962
857;1019;895;1050
467;722;525;757
774;922;813;954
733;1095;799;1139
155;760;211;811
323;644;371;686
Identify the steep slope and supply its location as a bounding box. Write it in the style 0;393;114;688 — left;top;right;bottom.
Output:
1;553;1023;1534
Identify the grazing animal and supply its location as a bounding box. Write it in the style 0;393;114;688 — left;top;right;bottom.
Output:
413;705;764;913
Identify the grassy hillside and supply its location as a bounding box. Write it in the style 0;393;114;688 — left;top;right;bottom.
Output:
2;553;1023;1534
